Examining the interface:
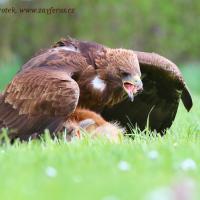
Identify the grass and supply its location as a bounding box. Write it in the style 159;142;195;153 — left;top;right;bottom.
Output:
0;62;200;200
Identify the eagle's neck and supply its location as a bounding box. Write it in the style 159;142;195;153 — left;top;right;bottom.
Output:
77;74;126;112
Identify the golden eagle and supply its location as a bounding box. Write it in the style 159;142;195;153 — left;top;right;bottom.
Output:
0;37;192;140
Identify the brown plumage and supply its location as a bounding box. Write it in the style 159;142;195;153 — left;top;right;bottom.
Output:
0;37;192;140
0;37;142;140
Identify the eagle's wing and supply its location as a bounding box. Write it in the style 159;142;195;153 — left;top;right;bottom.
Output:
0;68;79;140
102;51;193;134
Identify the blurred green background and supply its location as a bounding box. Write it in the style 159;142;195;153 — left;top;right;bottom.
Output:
0;0;200;93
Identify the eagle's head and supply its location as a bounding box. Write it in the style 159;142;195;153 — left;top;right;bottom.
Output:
95;48;143;102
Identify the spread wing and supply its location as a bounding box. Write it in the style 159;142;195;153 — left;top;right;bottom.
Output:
0;68;79;140
102;52;193;134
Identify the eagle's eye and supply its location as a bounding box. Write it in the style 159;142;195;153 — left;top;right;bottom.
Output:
121;72;130;77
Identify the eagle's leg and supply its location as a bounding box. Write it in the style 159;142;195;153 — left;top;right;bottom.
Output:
62;108;124;142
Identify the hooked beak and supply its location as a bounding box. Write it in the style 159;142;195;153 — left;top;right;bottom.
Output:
122;75;143;102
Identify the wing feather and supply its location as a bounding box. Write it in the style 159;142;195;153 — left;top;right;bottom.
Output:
0;68;79;139
4;68;79;116
135;51;193;111
102;52;193;133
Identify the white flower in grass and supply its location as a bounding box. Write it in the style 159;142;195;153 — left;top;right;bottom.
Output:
118;160;131;171
1;150;5;154
147;150;159;160
180;159;197;171
45;166;57;177
145;187;174;200
145;178;196;200
173;142;178;147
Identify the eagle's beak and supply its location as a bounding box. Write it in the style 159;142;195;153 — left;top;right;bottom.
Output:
123;75;143;102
